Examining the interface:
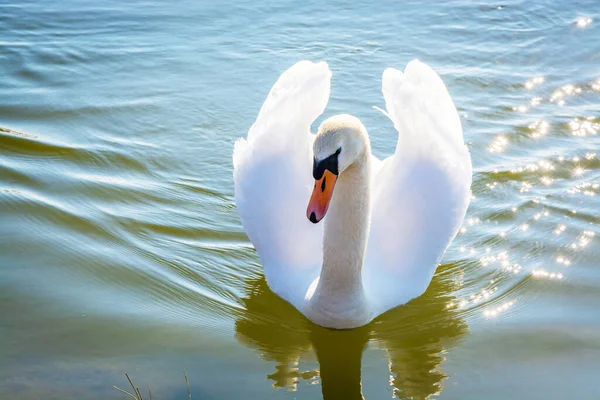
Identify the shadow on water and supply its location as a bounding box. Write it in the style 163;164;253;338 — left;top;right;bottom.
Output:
235;263;468;399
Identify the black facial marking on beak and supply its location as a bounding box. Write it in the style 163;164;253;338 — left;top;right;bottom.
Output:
321;175;326;192
309;212;318;223
313;147;342;179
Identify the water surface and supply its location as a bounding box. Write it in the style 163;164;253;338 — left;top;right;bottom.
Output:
1;1;600;398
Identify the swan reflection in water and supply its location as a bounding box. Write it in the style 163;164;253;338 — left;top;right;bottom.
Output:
235;263;468;399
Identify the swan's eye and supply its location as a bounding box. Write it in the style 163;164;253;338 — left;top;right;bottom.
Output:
335;147;341;156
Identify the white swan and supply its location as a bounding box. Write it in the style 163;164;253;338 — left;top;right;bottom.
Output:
233;60;471;329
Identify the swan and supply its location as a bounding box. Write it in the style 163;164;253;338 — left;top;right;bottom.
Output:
233;60;471;329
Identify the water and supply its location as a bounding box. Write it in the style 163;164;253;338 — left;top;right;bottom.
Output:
1;1;599;398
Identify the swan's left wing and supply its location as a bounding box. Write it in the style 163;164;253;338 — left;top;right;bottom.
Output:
363;60;472;315
233;61;330;307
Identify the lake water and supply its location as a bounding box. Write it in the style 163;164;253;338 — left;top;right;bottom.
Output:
1;1;599;399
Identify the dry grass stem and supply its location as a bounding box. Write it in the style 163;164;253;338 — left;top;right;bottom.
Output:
113;385;139;400
114;370;192;400
184;367;191;400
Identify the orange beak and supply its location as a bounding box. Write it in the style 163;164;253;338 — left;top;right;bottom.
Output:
307;170;337;224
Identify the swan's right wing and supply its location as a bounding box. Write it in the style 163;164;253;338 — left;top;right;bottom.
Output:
363;60;472;315
233;61;330;306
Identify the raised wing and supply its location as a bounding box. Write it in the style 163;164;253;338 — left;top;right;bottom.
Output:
363;60;472;315
233;61;331;307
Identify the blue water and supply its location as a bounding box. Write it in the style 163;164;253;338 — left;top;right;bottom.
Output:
1;1;599;399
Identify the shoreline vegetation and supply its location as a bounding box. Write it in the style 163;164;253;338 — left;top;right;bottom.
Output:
114;369;191;400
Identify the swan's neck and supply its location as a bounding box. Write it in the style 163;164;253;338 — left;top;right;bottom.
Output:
321;153;370;293
307;151;372;328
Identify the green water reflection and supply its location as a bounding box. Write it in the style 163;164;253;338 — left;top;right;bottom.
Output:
236;264;467;399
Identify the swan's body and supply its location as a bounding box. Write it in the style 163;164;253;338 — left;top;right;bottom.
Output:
233;60;471;329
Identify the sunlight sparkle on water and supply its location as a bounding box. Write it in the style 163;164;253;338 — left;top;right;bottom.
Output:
479;250;510;267
519;182;532;193
568;182;598;196
530;96;543;107
529;120;550;138
510;160;555;174
467;217;481;225
569;117;599;136
554;224;566;235
556;256;571;266
484;300;516;318
550;84;582;104
524;76;544;90
504;263;522;274
488;135;508;153
532;270;564;280
512;105;528;113
538;160;554;171
452;285;502;312
574;230;595;248
576;17;592;28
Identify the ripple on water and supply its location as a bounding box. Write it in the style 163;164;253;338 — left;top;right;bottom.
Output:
1;0;600;397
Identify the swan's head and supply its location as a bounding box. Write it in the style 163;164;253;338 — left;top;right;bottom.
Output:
307;114;368;224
